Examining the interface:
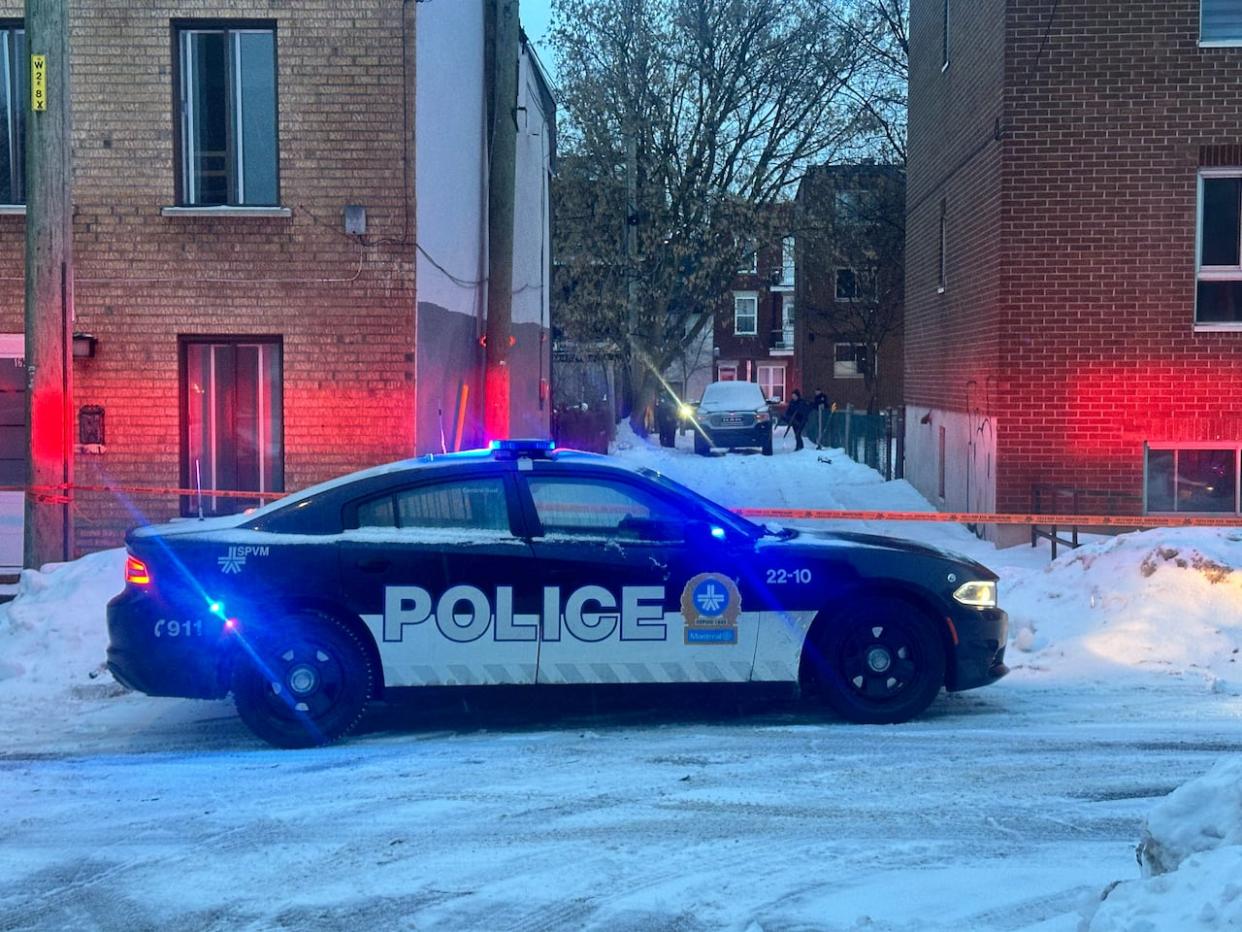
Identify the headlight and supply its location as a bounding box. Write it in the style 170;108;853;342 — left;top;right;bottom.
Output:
952;580;997;608
755;409;770;422
679;404;695;419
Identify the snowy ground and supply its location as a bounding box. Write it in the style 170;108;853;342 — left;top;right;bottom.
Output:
2;428;1241;931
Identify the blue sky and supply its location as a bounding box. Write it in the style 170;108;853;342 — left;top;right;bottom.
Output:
522;0;558;82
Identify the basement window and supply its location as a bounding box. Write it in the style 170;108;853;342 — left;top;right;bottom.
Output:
1145;443;1241;514
0;25;26;206
833;343;870;379
1196;171;1242;325
1201;0;1242;45
175;23;279;207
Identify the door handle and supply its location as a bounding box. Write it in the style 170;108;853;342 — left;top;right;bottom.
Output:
357;559;391;574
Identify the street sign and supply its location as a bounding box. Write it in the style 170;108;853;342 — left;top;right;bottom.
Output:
31;55;46;111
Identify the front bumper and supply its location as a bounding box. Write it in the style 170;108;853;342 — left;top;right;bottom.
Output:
946;607;1009;692
106;586;233;699
705;423;771;448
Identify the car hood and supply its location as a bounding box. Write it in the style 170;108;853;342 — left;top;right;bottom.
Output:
698;400;763;414
769;528;998;579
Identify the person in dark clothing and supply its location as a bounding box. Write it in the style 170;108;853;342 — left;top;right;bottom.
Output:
784;389;812;451
812;390;829;449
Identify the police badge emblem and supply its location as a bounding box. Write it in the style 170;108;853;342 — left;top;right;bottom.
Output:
681;573;741;645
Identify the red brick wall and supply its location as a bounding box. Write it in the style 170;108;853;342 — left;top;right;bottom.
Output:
0;1;417;553
908;0;1242;516
905;0;1006;418
995;0;1242;512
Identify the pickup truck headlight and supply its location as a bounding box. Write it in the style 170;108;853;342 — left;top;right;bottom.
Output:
755;409;770;423
952;580;997;608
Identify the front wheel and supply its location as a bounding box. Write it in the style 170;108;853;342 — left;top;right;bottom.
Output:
801;597;946;724
694;432;711;456
233;612;375;748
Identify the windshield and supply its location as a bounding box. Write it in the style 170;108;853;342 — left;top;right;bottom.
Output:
699;381;766;408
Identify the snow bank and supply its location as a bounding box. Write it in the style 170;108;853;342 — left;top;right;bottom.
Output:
1085;758;1242;931
0;549;125;701
1003;529;1242;692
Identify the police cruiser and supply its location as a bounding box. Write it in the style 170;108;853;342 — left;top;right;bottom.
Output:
107;440;1009;747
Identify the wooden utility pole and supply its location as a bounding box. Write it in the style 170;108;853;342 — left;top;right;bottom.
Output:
484;0;518;440
23;0;74;568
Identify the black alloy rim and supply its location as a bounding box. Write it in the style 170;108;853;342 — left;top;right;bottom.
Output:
838;622;919;702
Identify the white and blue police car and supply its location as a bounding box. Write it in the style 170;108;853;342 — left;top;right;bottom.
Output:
107;440;1009;747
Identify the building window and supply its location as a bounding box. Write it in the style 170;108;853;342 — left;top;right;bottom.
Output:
1201;0;1242;45
176;23;279;207
717;364;738;381
942;0;950;69
833;342;869;379
1146;443;1240;514
733;293;758;335
1197;170;1242;324
757;364;786;403
780;236;795;287
182;338;283;515
938;201;948;292
0;25;26;205
738;246;757;274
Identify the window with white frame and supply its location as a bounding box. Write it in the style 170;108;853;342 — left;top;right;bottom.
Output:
738;246;757;274
177;23;279;207
757;364;786;403
833;342;870;379
1146;443;1240;514
1201;0;1242;45
733;292;758;335
0;24;26;205
717;364;738;381
1197;170;1242;324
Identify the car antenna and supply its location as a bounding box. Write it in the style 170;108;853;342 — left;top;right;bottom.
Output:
195;458;205;521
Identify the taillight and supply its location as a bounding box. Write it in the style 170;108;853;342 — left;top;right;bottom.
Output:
125;555;151;586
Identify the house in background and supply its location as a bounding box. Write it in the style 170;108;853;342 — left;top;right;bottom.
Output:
906;0;1242;544
415;4;555;451
795;163;905;413
714;225;799;403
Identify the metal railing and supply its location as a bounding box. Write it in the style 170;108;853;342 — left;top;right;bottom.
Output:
1029;485;1143;558
803;405;904;480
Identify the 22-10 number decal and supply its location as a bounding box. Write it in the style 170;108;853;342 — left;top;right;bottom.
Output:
766;568;812;585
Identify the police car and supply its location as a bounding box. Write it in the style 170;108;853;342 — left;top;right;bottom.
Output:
107;440;1009;748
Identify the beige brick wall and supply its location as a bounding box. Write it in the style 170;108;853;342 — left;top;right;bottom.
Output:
0;1;417;553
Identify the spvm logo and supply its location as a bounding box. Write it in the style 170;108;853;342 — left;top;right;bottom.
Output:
217;545;270;574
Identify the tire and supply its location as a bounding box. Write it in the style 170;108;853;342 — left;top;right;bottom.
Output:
659;426;675;448
233;611;375;748
761;429;773;456
694;432;711;456
801;597;946;724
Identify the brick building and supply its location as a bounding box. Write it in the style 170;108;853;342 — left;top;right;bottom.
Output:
714;229;799;403
906;0;1242;543
795;163;905;413
0;3;415;566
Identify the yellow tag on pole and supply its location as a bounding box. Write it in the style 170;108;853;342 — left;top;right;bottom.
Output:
31;55;47;112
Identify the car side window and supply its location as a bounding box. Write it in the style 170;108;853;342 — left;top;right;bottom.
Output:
351;478;509;532
527;477;688;542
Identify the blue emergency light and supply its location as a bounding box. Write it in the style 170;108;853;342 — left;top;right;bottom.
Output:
488;439;556;458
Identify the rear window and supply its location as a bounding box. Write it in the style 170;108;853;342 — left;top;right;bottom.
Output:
700;381;766;407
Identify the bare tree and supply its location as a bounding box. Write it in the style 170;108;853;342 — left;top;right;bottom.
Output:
551;0;866;431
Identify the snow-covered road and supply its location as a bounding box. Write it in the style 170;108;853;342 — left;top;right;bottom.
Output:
3;428;1241;930
3;681;1241;931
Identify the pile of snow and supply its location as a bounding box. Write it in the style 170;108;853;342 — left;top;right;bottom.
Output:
1085;757;1242;930
0;548;125;701
1003;529;1242;693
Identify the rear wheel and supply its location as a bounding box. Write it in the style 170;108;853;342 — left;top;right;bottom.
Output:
233;611;374;748
801;597;946;724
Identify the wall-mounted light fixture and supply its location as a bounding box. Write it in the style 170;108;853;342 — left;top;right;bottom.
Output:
72;333;97;358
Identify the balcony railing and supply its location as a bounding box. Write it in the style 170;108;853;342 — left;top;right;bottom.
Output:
769;328;795;351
